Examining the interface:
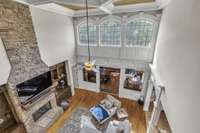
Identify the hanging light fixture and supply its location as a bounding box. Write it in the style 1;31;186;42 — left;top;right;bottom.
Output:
84;0;96;71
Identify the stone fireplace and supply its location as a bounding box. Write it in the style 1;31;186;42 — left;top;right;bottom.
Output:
6;85;63;133
4;83;64;133
0;0;63;132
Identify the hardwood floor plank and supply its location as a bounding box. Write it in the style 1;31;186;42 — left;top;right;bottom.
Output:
47;89;146;133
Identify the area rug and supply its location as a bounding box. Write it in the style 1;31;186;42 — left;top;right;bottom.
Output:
58;107;109;133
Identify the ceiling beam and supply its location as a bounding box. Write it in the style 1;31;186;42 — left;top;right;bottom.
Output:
26;0;54;5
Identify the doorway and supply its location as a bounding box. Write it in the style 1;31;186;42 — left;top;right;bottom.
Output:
100;67;120;95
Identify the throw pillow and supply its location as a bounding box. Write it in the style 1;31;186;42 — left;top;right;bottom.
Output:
105;100;113;109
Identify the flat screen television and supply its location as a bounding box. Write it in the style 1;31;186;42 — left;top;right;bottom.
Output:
16;71;52;105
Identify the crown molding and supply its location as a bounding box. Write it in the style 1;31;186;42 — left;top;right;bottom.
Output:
12;0;29;5
33;3;74;16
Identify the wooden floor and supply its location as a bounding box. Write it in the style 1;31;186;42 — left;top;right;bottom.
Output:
47;89;146;133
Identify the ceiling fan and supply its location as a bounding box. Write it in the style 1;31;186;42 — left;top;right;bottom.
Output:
83;0;98;73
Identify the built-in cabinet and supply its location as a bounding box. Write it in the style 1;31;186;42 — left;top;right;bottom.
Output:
50;62;72;106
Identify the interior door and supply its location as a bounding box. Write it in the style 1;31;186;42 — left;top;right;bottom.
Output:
100;67;120;95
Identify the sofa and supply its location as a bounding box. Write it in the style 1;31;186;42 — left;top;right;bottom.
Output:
90;95;121;124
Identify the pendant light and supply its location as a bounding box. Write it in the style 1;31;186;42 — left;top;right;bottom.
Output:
84;0;96;71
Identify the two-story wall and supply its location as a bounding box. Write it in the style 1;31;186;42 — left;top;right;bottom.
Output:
73;11;161;100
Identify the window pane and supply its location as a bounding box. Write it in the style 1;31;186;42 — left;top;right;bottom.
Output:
100;20;121;46
78;23;97;45
126;18;155;46
124;69;144;91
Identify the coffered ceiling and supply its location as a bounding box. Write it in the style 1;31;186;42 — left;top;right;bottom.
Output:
27;0;155;10
58;0;155;10
56;3;96;11
15;0;167;17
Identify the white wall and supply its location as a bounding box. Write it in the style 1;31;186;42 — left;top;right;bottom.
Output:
153;0;200;132
77;46;155;62
30;6;76;67
76;57;150;100
74;13;160;63
0;38;11;86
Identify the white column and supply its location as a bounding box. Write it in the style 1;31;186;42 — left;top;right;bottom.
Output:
72;65;79;89
143;79;154;111
147;86;164;133
96;66;100;93
118;68;125;98
66;61;75;96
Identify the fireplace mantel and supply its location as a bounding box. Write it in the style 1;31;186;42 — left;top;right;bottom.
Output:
20;83;58;110
21;89;53;110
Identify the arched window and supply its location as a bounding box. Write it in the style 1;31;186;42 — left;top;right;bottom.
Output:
99;19;121;46
77;21;97;46
126;17;157;47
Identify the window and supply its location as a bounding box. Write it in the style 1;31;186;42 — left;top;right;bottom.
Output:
83;68;96;83
99;20;121;46
76;15;158;47
78;22;97;45
124;69;144;91
125;68;136;74
126;18;156;47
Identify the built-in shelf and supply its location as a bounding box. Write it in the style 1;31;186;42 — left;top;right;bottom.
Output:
50;62;72;106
